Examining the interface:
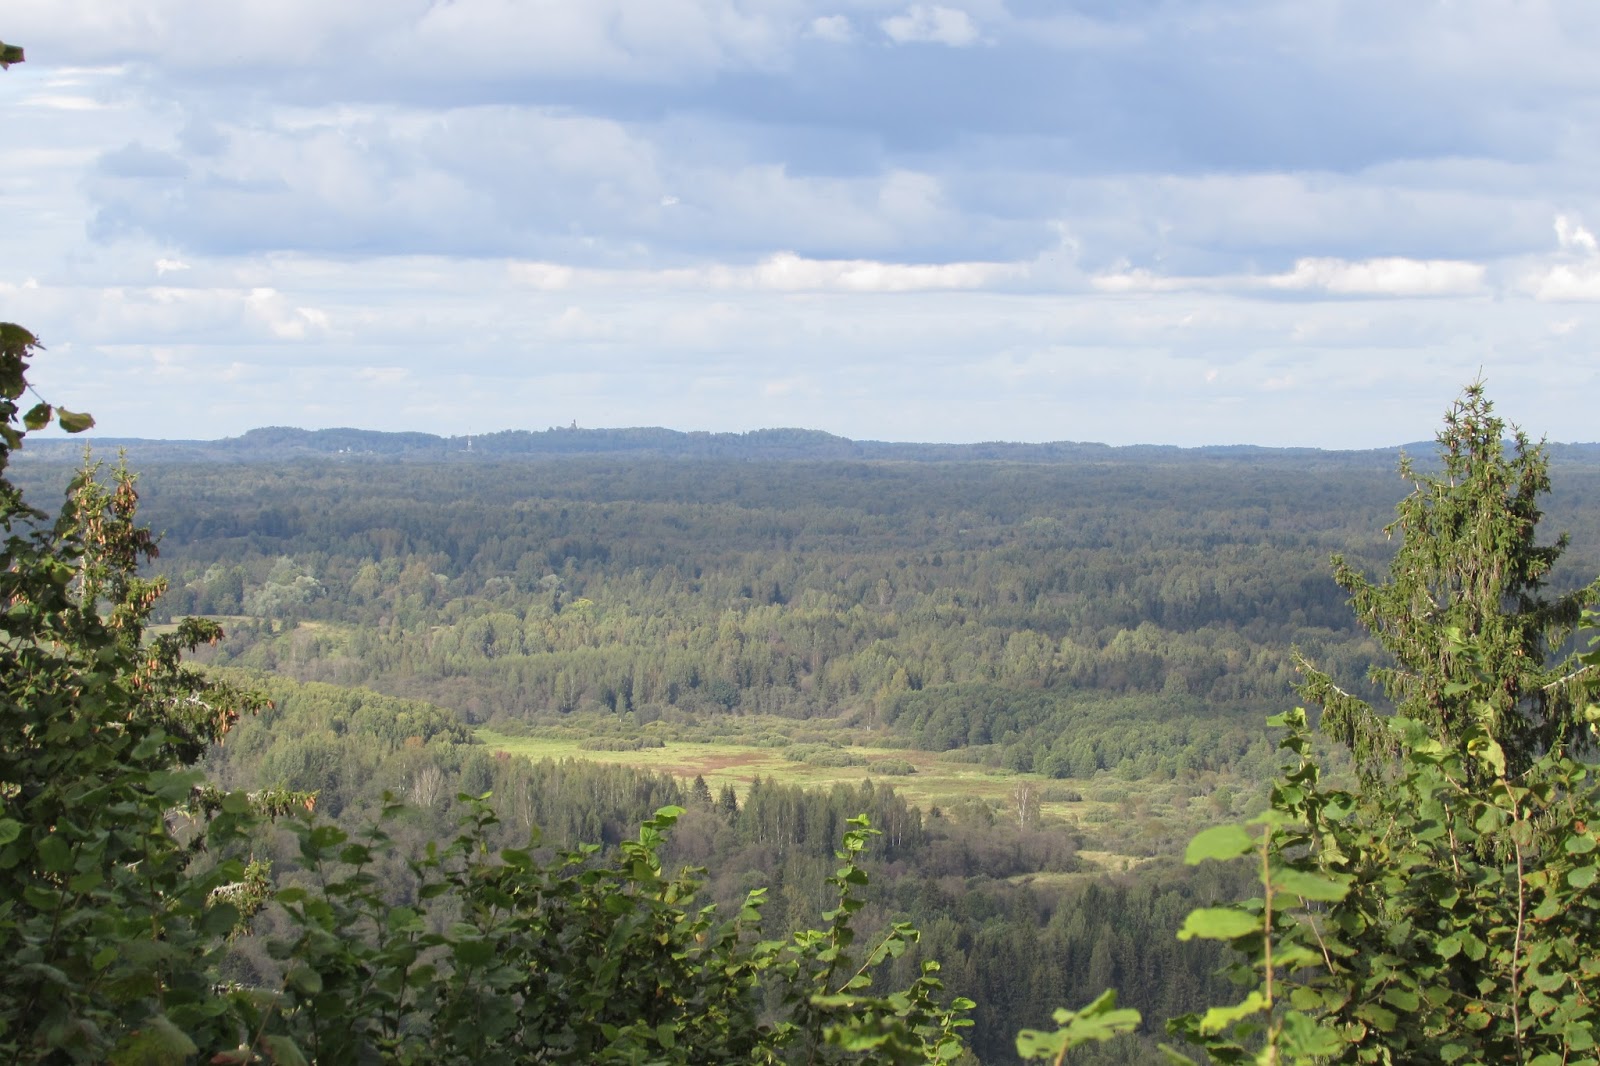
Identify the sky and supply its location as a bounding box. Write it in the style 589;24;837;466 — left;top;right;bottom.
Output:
3;2;1600;448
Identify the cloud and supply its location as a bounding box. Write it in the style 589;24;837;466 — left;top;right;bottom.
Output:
83;103;1030;262
510;251;1023;293
807;15;853;44
548;306;614;340
1556;214;1598;255
1529;265;1600;302
13;0;1600;450
20;94;110;111
1092;257;1487;299
10;0;799;83
246;288;332;340
724;252;1017;292
881;5;980;47
510;262;576;290
356;365;409;384
1522;214;1600;301
1091;268;1210;295
1263;257;1486;297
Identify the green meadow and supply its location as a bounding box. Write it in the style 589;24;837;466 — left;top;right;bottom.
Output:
476;718;1239;868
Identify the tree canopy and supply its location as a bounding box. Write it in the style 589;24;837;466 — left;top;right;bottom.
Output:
1301;381;1600;778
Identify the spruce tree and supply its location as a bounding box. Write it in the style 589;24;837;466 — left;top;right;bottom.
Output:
1299;380;1600;777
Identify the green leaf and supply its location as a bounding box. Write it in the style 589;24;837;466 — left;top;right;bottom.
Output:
1382;987;1419;1012
286;965;322;995
37;833;72;873
56;407;95;433
1280;1011;1346;1057
22;402;50;430
259;1036;310;1066
1273;867;1351;903
1177;908;1259;942
1016;991;1141;1059
0;818;19;846
108;1014;198;1065
1198;991;1267;1034
1355;1003;1397;1031
1185;824;1256;864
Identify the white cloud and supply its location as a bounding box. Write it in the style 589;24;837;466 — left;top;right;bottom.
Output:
808;15;853;44
510;262;576;290
735;252;1014;292
245;288;332;340
881;5;980;47
1556;214;1598;255
1529;264;1600;302
549;306;614;340
509;251;1022;294
1519;214;1600;301
14;0;1600;448
762;375;815;397
1263;257;1486;297
20;95;110;111
7;0;815;106
356;365;409;384
1091;268;1212;295
1092;257;1487;298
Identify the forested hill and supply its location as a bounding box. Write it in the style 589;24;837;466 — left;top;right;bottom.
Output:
18;422;1551;465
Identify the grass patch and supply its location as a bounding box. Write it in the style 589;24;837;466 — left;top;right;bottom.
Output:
476;721;1237;868
478;727;1070;820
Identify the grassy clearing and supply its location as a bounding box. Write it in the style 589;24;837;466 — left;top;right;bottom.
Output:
475;709;1257;868
478;727;1132;840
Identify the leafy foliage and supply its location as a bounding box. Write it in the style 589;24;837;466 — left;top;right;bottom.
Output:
1300;381;1600;778
1015;990;1142;1063
1157;383;1600;1064
1166;691;1600;1065
237;801;972;1064
0;323;271;1060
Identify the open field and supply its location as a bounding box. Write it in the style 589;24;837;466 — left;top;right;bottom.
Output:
472;724;1237;862
477;726;1069;814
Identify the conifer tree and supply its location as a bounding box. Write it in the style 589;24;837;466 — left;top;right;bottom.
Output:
1299;380;1600;776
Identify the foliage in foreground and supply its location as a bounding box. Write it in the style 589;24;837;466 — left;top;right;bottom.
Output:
249;803;970;1065
0;321;276;1058
1160;390;1600;1064
1163;691;1600;1065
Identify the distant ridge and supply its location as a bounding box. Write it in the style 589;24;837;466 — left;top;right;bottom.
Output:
17;425;1600;467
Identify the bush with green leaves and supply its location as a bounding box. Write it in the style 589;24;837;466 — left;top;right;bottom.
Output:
241;801;971;1065
1153;384;1600;1064
1164;686;1600;1066
0;322;279;1060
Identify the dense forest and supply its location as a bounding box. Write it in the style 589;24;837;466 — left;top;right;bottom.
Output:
17;445;1600;786
21;448;1600;765
12;423;1600;1062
